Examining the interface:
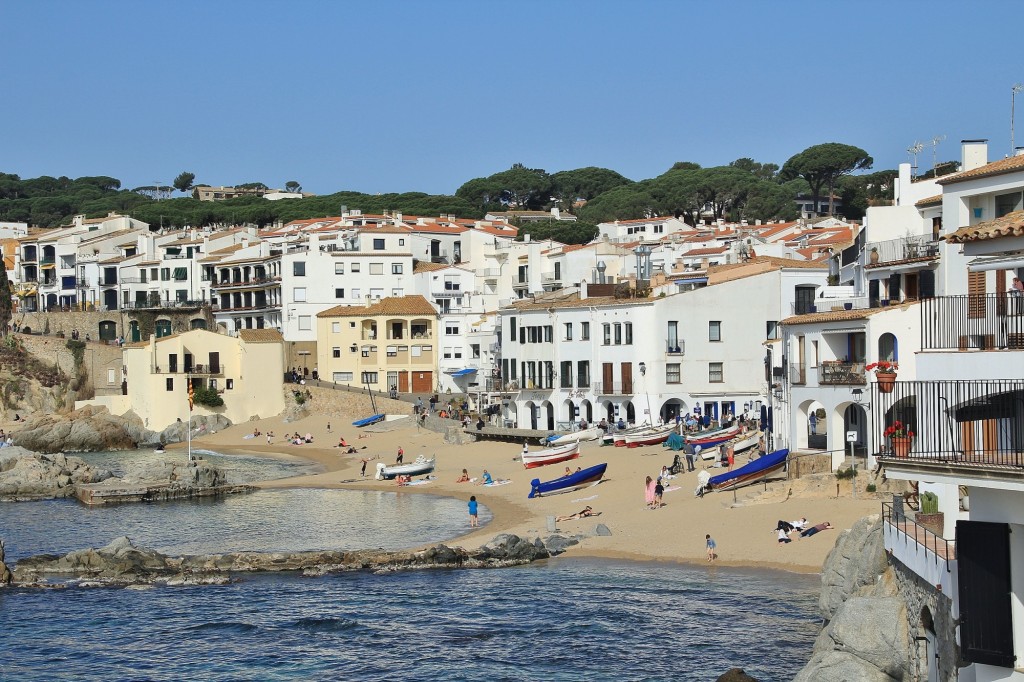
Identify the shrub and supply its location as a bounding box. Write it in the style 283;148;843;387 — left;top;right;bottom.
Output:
865;483;877;493
920;491;939;514
293;390;306;405
192;385;224;408
835;467;858;480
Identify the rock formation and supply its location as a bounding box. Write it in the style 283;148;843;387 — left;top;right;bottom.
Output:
0;538;11;586
11;532;578;587
793;515;912;681
0;448;112;500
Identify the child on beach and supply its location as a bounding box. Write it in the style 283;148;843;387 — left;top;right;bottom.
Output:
455;469;470;483
468;496;478;527
653;478;664;508
480;470;494;485
706;534;717;562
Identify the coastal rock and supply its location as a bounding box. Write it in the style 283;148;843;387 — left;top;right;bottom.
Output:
13;405;141;453
819;515;887;620
0;448;112;500
793;651;901;682
0;538;10;586
822;597;910;677
593;523;612;536
716;669;759;682
15;536;174;581
542;535;579;554
119;459;227;489
155;414;232;445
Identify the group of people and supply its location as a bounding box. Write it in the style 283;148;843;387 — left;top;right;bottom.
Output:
68;329;90;342
773;518;832;543
0;429;13;448
287;432;314;445
645;474;667;509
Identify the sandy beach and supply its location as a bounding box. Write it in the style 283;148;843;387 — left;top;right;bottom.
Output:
176;408;880;575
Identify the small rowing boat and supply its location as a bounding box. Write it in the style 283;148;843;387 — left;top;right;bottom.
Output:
703;448;788;492
624;423;677;448
547;427;603;446
686;424;740;448
521;441;581;469
529;462;607;498
375;455;436;480
353;414;385;428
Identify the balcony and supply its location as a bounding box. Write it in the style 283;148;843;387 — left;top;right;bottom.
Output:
866;235;939;267
789;363;807;385
541;272;558;282
483;268;501;278
512;280;529;289
122;299;209;311
818;360;865;386
99;277;118;287
792;298;871;315
871;379;1024;470
592;382;633;395
212;277;277;290
120;277;148;284
40;258;55;267
22;250;38;263
881;502;955;592
74;278;89;288
921;293;1024;351
152;363;223;376
666;340;685;354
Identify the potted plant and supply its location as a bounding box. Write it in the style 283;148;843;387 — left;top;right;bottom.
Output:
866;360;898;393
916;491;944;537
884;419;914;457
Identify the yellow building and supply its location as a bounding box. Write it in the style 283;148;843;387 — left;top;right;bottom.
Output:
118;328;286;431
316;296;438;393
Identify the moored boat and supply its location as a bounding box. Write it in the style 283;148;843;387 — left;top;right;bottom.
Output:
375;455;436;480
704;449;788;492
521;441;581;469
625;423;677;448
353;414;385;428
547;427;603;446
528;462;607;498
685;424;740;448
610;423;654;447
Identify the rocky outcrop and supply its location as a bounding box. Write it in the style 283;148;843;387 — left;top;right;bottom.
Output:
0;538;11;586
74;458;245;505
0;448;112;500
716;669;759;682
11;532;577;587
794;515;911;682
152;414;231;446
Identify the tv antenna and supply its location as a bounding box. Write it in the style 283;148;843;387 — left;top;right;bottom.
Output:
907;142;924;176
926;135;946;174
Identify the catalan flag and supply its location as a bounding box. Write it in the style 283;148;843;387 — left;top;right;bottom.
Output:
188;381;195;411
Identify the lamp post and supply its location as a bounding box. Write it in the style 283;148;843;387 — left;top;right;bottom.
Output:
1013;83;1024;155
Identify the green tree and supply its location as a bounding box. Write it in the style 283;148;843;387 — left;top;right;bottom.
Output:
173;171;196;194
285;180;302;193
515;220;600;245
729;157;780;181
236;182;268;191
0;256;11;336
550;167;632;209
577;184;657;224
781;143;873;216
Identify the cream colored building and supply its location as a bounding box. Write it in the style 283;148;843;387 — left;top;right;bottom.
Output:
116;328;285;431
316;296;438;394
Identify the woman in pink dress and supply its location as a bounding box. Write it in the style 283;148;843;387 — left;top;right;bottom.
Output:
645;475;656;508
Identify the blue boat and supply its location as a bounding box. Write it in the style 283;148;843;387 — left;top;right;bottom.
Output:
706;448;788;492
352;414;385;428
529;463;607;499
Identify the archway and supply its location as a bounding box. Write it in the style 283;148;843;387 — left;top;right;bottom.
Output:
190;318;207;330
129;320;140;342
505;402;517;428
154;319;172;338
563;399;575;424
840;402;868;455
98;320;117;342
602;400;615;423
878;332;898;362
660;398;686;425
920;606;938;682
624;401;635;425
541;400;555;431
45;293;57;311
883;394;917;456
580;399;593;424
796;398;827;450
524;401;538;430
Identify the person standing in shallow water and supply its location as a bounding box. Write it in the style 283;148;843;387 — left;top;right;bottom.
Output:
468;495;479;527
706;534;717;562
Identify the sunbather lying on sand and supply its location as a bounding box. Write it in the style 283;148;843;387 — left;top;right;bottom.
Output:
555;506;600;522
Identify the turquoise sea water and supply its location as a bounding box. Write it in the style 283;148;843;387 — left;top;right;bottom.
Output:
0;450;819;680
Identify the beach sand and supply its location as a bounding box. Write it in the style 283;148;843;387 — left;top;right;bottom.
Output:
180;409;880;574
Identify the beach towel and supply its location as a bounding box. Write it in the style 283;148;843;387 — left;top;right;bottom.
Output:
484;480;511;487
571;494;599;503
405;480;431;486
664;486;682;493
242;434;256;440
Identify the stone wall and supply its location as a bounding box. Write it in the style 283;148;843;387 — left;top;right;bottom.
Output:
789;452;833;479
18;334;124;398
14;308;214;343
891;560;959;681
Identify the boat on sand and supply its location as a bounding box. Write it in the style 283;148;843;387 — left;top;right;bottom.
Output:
376;455;436;480
529;462;607;498
521;441;581;469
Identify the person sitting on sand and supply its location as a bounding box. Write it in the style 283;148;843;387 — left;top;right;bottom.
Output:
455;469;470;483
555;506;599;522
346;446;358;454
335;437;349;448
13;414;21;422
397;474;411;486
304;433;313;443
480;470;493;485
564;466;572;477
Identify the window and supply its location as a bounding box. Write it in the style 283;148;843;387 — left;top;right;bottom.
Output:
399;239;405;246
995;191;1023;219
226;379;233;390
332;347;341;358
370;263;384;275
509;317;517;341
453;347;462;359
667;321;679;350
351;288;361;299
443;347;452;359
161;267;170;281
581;322;590;340
373;238;385;250
387;347;397;357
766;321;779;340
471;344;480;358
603;323;611;345
298;315;311;331
577;361;590;387
293;262;305;276
392;289;403;296
445;324;460;335
709;321;722;342
349;321;356;328
666;363;681;384
391;263;403;275
709;362;723;383
334;263;345;275
335;288;345;299
351;263;361;273
625;323;633;345
560;360;573;388
293;287;306;302
544;326;553;343
361;372;378;384
166;377;173;391
333;372;354;382
564;322;572;340
614;323;622;345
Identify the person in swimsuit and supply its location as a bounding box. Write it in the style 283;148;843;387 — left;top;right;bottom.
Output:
455;469;470;483
555;506;599;522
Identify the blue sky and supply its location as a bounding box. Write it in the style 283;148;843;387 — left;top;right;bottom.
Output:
4;1;1023;196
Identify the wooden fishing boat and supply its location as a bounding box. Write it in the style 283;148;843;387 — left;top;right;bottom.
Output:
625;423;677;448
547;427;603;446
521;441;581;469
701;432;760;461
610;423;654;447
704;449;788;492
685;424;740;448
353;414;385;427
528;462;607;498
375;455;436;480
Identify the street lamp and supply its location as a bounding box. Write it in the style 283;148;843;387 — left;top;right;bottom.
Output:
1012;83;1024;155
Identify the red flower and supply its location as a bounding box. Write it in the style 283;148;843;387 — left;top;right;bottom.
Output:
866;361;898;375
884;420;913;438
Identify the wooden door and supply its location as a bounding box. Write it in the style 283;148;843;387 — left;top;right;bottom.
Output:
904;273;919;300
602;363;613;394
398;370;409;393
621;363;633;395
412;371;432;393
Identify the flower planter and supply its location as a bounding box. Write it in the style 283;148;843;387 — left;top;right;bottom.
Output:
843;303;853;310
891;435;912;457
877;373;897;393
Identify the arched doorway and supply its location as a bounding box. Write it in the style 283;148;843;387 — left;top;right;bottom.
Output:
190;318;207;330
878;332;898;362
505;402;517;428
841;403;868;454
541;400;555;431
919;606;938;682
524;401;538;430
580;399;593;424
98;320;117;342
624;401;635;425
129;320;140;342
45;293;57;311
602;400;615;423
563;399;575;424
796;399;827;450
155;319;172;338
660;398;686;425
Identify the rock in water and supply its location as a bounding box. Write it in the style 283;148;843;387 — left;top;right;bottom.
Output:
717;669;759;682
0;448;112;500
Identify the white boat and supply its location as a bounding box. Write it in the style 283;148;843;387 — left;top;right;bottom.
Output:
624;423;677;447
700;432;760;461
548;427;603;446
376;455;436;480
521;441;581;469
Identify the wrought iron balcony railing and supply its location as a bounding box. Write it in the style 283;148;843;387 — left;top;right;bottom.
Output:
866;235;940;266
921;293;1024;351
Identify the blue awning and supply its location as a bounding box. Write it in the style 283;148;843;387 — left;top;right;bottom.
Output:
451;368;477;377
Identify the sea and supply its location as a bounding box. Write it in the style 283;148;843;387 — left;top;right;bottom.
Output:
0;450;820;681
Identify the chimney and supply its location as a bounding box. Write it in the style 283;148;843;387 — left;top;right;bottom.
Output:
961;139;988;171
1015;147;1024;157
580;280;588;300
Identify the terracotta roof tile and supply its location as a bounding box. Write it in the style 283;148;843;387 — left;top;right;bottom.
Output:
943;209;1024;243
781;301;917;325
937;154;1024;185
413;261;450;273
915;194;942;207
683;246;728;257
317;295;437;318
238;329;284;344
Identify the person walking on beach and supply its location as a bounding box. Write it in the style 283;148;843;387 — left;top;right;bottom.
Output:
653;477;664;508
360;458;369;477
468;496;479;527
396;447;404;464
706;534;717;562
683;441;696;472
644;476;656;508
327;422;331;433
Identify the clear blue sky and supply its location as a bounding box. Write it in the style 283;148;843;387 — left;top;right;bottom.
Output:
4;0;1023;196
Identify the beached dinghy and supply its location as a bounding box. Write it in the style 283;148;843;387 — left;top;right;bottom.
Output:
703;449;788;493
521;441;581;469
700;432;760;461
528;462;607;498
376;455;436;480
547;427;603;446
625;423;678;448
353;414;385;427
685;424;740;448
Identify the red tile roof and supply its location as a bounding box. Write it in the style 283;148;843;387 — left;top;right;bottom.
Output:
317;295;438;318
943;209;1024;243
937;154;1024;185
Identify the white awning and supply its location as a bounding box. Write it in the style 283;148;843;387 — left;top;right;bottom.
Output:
968;254;1024;272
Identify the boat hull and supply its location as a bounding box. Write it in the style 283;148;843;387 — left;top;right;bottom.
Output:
376;456;436;480
625;425;677;447
706;449;788;492
353;414;385;428
686;425;740;448
548;427;603;446
529;463;607;498
522;442;581;469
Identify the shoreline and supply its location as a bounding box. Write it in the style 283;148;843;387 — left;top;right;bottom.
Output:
178;411;880;575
